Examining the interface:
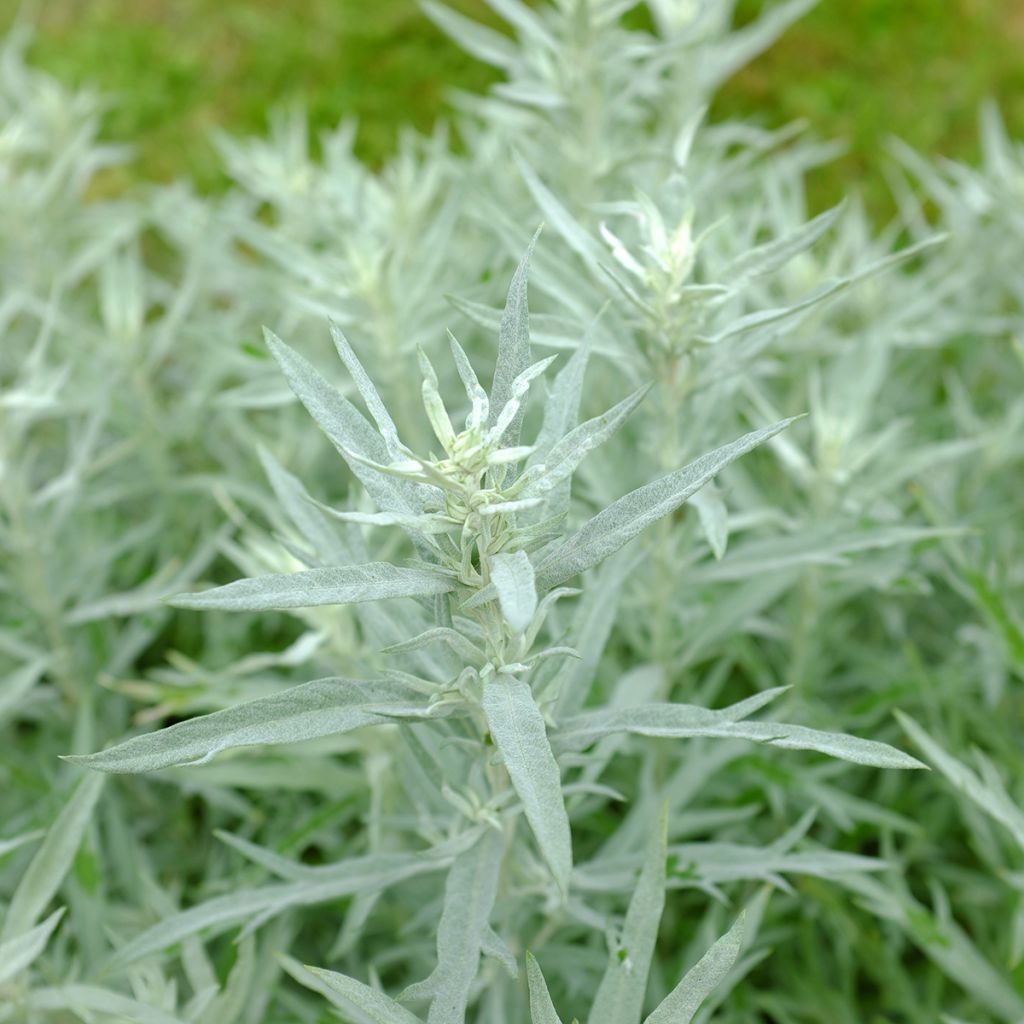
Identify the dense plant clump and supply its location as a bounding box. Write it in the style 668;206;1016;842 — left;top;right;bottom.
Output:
1;4;1022;1023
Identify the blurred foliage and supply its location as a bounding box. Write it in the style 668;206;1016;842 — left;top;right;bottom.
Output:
717;0;1024;214
9;0;506;192
2;1;1023;1019
2;0;1022;216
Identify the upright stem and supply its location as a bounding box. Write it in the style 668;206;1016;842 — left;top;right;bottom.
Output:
651;353;685;669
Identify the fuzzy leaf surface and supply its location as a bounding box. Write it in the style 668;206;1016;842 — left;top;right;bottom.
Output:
302;965;425;1024
1;774;104;941
169;563;454;612
554;700;925;770
644;914;745;1024
526;954;564;1024
536;419;798;589
110;851;447;967
66;679;426;773
482;677;572;896
590;809;667;1024
526;384;649;497
407;829;504;1024
490;233;537;448
490;550;538;634
265;330;426;522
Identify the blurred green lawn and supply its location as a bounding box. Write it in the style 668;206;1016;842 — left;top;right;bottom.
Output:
5;0;1023;216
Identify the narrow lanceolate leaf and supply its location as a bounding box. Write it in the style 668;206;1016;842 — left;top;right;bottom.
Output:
317;507;451;536
65;679;426;773
536;419;798;589
405;829;504;1024
841;875;1024;1022
490;550;538;633
526;384;650;497
526;954;564;1024
0;830;45;861
329;320;402;457
381;627;486;663
490;232;539;448
111;851;447;968
700;0;815;90
515;154;606;270
483;677;572;897
25;986;190;1024
590;809;668;1024
264;330;425;522
896;711;1024;852
169;563;454;612
1;773;104;941
301;965;424;1024
530;321;592;465
0;908;65;984
449;332;489;427
644;914;745;1024
258;446;351;565
0;656;47;724
690;485;728;561
551;546;643;718
553;701;926;770
720;201;844;285
665;840;885;887
421;0;516;70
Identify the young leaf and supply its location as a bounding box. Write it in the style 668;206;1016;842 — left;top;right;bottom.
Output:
169;563;454;612
482;677;572;897
264;329;426;524
330;319;402;457
449;331;489;427
490;550;538;634
529;316;594;464
644;915;745;1024
381;627;486;663
490;231;539;449
65;679;426;773
419;345;458;451
536;419;799;589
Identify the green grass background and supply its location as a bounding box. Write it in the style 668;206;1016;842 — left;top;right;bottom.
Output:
4;0;1024;215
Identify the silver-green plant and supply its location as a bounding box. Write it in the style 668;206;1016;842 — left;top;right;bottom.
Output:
65;242;925;1022
4;3;1024;1022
